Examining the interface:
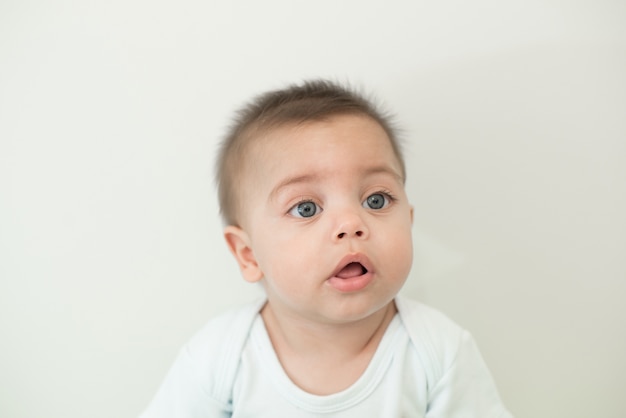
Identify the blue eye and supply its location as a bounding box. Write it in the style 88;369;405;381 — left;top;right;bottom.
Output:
289;201;321;218
363;193;389;210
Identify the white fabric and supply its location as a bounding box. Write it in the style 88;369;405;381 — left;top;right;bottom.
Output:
140;297;512;417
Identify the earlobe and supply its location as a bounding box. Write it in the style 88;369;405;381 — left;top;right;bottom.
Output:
223;226;263;283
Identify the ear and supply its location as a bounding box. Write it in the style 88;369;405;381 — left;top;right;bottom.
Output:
223;226;263;283
410;205;414;224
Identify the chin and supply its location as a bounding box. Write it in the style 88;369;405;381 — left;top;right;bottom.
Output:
326;295;395;323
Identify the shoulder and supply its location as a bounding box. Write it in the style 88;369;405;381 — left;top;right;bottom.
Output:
395;296;513;417
187;297;266;355
394;296;466;384
395;296;464;348
139;298;266;417
176;299;266;403
185;298;266;398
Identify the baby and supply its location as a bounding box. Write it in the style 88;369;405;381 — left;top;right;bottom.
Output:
140;80;512;417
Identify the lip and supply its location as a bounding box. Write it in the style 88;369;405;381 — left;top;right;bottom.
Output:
326;253;375;292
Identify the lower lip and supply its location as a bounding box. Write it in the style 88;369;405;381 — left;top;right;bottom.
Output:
326;272;373;292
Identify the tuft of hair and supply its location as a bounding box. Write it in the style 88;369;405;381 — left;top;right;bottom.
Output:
215;79;405;226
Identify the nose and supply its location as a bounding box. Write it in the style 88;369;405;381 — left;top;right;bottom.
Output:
332;209;369;241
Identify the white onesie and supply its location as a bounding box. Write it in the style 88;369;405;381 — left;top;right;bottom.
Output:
140;297;512;417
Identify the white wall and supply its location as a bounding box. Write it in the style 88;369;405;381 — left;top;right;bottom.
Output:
1;1;624;417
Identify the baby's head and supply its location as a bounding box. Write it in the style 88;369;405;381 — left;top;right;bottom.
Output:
216;79;406;228
215;80;413;322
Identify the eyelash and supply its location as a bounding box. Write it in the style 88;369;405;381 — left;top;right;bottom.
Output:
374;189;397;203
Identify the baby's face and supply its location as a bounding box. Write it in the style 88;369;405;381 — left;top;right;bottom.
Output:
229;114;413;324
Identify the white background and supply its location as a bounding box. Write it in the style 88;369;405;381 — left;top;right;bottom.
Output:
1;1;625;417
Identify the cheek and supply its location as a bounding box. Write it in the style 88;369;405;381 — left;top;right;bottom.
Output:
255;230;307;282
384;219;414;268
252;229;319;281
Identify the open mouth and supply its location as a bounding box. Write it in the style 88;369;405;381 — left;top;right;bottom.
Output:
328;256;374;292
336;262;368;279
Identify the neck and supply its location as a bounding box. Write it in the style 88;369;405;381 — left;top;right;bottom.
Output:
259;300;398;395
260;300;397;361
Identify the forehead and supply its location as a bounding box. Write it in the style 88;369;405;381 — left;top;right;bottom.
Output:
245;114;402;187
253;114;398;158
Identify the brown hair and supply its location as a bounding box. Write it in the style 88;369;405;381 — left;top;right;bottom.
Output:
215;79;405;226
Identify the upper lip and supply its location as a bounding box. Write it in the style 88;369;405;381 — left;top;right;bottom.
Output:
330;253;374;278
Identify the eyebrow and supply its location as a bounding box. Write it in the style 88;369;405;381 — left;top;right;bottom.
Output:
269;165;404;200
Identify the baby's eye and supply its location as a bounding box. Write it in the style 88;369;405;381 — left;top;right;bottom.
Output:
363;193;390;210
289;201;322;218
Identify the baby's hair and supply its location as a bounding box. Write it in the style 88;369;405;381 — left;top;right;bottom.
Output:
215;79;404;226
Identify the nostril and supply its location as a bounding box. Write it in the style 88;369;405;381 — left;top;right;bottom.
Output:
337;230;363;239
